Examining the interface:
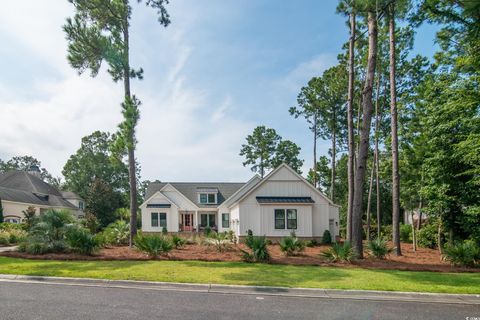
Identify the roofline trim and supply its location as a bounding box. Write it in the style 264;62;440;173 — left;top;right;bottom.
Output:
139;190;179;209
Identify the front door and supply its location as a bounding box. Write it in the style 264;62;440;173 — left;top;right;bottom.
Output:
182;213;194;231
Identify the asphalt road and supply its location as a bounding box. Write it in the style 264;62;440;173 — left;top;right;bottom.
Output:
0;281;478;320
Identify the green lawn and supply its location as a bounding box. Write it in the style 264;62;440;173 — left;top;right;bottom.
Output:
0;257;479;294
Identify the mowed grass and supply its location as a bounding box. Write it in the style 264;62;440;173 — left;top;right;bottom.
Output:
0;257;479;294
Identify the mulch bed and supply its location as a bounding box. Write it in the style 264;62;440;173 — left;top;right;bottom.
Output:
1;242;478;273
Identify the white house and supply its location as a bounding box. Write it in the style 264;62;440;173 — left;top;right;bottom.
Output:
140;164;340;240
0;166;84;223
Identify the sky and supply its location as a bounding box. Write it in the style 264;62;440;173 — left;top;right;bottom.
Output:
0;1;439;183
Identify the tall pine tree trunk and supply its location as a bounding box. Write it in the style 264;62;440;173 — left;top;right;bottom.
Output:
346;9;356;242
331;109;336;201
313;114;318;188
123;13;138;247
352;10;377;258
374;74;381;237
389;2;402;256
366;157;375;241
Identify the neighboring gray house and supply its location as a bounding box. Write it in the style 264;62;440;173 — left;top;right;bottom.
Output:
0;166;84;223
140;164;340;240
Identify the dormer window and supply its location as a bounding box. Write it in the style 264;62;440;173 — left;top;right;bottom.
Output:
197;188;218;204
199;193;216;204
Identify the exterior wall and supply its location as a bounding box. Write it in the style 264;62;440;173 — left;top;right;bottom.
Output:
161;185;197;210
1;200;80;222
140;192;179;232
230;205;240;235
237;167;338;238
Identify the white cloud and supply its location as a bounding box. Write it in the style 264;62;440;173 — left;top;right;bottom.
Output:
0;1;255;182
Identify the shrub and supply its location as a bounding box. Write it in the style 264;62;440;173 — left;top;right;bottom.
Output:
7;229;27;244
322;230;332;245
100;220;130;246
306;239;318;247
171;235;186;249
417;223;438;249
443;241;480;268
241;235;270;262
204;232;233;252
66;227;99;255
367;237;392;259
21;209;74;254
400;224;412;243
279;232;305;256
321;241;356;263
380;225;393;241
134;233;173;258
162;227;168;235
0;222;27;231
0;231;10;245
203;226;212;237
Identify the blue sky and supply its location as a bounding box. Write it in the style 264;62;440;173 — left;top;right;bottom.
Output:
0;1;438;182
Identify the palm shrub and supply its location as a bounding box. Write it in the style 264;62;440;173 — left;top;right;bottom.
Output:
21;209;74;254
279;232;305;256
367;237;392;259
171;235;186;249
134;233;173;258
100;220;130;246
306;239;318;247
321;241;356;263
443;241;480;268
207;232;233;252
241;235;270;262
322;230;332;245
66;226;100;255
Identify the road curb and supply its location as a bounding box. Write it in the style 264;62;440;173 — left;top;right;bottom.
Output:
0;274;479;305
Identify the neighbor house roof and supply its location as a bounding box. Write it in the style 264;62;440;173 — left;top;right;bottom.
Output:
60;191;83;200
0;171;77;209
145;181;246;208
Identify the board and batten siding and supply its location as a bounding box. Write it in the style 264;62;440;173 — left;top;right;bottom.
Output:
140;192;179;232
237;166;337;238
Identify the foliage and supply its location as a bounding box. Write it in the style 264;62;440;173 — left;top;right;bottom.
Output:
66;226;99;255
162;226;168;235
99;220;130;246
21;209;75;254
22;206;37;230
205;232;233;252
367;237;392;259
203;226;212;237
271;140;304;174
171;235;186;249
134;233;172;258
321;241;356;263
81;212;101;234
0;198;3;223
279;232;305;256
443;240;480;268
62;131;129;227
417;222;438;249
0;231;9;245
322;230;332;245
400;223;412;243
242;234;270;263
305;239;318;247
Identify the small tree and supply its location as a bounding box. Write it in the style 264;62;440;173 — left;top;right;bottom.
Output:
22;206;37;229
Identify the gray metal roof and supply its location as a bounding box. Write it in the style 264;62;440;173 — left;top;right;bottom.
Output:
0;171;77;209
145;181;246;208
256;196;315;204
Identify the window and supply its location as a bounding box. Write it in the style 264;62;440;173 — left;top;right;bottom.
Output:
151;212;167;228
200;213;216;228
79;201;84;210
274;209;285;229
199;193;217;204
151;212;159;227
274;209;297;230
222;213;230;228
159;213;167;228
287;209;297;229
5;217;21;224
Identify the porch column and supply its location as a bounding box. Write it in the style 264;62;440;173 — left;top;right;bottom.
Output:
195;210;199;232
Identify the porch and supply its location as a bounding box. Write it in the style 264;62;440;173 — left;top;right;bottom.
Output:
179;211;218;232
